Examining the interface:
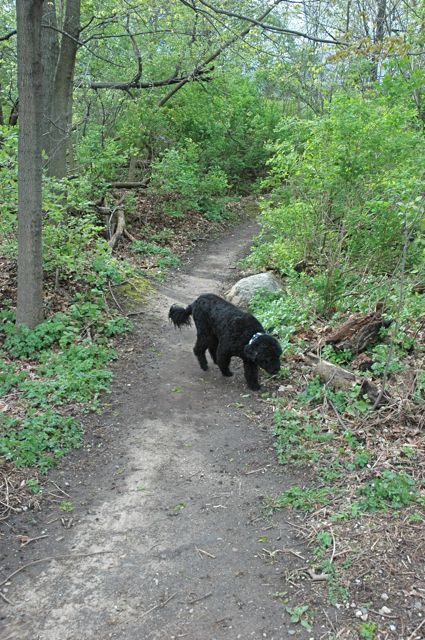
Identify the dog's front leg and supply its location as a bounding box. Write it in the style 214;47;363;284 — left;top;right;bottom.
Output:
243;360;260;391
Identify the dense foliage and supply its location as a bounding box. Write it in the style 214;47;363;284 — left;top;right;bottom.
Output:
1;0;424;472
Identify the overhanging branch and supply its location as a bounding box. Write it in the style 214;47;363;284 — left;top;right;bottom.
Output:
0;29;17;41
159;0;285;107
90;67;213;91
193;0;347;46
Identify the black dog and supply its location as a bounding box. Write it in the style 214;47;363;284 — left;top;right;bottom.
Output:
169;293;282;391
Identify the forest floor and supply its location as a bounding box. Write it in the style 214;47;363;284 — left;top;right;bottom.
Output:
0;217;319;640
1;213;424;640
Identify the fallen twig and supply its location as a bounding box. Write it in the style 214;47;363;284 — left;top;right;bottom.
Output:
0;590;13;605
49;480;71;498
186;591;212;605
19;534;49;547
408;618;425;640
195;546;216;559
140;592;177;618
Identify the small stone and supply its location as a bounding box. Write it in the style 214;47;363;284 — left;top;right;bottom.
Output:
355;610;363;618
288;631;296;636
379;606;392;615
389;625;396;632
381;593;389;601
361;613;368;622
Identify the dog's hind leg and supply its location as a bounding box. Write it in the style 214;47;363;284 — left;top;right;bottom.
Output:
243;360;260;391
208;336;218;364
216;345;233;377
193;335;209;371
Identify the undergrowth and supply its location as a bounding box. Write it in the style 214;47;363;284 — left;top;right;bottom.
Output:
0;297;131;472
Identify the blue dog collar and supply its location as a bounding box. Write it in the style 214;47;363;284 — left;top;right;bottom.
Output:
248;332;266;346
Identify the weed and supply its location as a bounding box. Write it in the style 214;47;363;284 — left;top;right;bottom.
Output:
358;622;378;639
59;500;75;512
371;343;405;377
26;479;42;494
0;411;82;473
269;485;333;512
314;530;332;559
272;591;288;603
157;254;181;269
0;361;26;395
131;240;172;256
357;470;420;512
0;299;130;470
272;408;333;465
257;535;269;543
408;511;424;523
286;604;314;631
321;344;353;365
319;461;344;481
323;562;350;605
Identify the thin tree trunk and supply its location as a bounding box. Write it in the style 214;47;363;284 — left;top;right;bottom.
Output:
41;0;59;161
46;0;80;178
16;0;44;328
372;0;386;81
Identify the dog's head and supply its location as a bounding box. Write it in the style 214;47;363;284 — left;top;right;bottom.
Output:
244;334;282;375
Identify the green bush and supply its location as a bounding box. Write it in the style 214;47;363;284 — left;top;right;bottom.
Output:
0;411;82;473
250;91;425;313
149;140;229;219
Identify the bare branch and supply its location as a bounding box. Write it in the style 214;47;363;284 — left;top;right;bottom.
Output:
192;0;347;45
90;67;212;91
0;29;17;41
159;0;285;107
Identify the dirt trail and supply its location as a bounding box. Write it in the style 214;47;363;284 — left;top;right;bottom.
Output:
1;220;313;640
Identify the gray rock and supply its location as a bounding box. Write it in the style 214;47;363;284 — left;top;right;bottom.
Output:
226;272;283;309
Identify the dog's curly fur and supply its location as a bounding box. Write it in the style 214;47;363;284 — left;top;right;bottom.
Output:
169;293;282;391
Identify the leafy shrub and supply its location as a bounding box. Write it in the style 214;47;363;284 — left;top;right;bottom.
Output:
249;280;318;343
250;91;425;313
149;140;229;219
0;299;130;469
0;411;82;473
357;470;420;511
273;408;333;465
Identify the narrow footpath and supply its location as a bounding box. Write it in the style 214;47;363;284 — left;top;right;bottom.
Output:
1;220;313;640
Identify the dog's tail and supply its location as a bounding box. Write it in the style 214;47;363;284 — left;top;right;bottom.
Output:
169;303;193;328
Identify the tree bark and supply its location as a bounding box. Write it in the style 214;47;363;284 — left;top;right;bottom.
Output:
41;0;59;161
46;0;80;178
371;0;386;81
16;0;44;328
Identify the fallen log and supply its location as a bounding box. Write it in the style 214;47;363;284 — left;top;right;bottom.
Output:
325;307;391;354
302;352;390;407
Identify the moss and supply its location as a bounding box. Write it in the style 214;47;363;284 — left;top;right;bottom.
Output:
117;275;153;305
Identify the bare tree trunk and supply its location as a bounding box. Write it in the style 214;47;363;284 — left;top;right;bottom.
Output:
372;0;386;81
16;0;44;328
9;98;19;126
0;84;4;126
46;0;80;178
41;0;59;161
